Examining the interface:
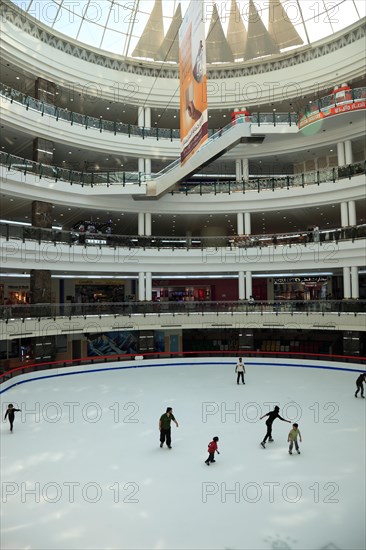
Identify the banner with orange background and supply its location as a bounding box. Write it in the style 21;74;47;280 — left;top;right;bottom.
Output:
179;0;208;165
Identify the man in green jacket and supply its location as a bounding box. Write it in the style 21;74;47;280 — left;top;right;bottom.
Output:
159;407;179;449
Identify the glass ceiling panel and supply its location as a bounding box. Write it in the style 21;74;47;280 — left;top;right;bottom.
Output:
353;0;366;17
52;7;81;39
8;0;364;63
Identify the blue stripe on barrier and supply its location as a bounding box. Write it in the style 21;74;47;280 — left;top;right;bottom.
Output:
0;360;363;395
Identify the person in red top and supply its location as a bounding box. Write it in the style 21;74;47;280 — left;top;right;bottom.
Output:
205;436;219;465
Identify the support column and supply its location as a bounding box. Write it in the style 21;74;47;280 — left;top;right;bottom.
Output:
337;142;345;166
35;77;56;103
31;202;53;305
343;267;351;299
237;212;244;235
186;230;192;247
144;107;151;128
344;140;353;165
145;272;152;301
138;212;145;236
244;212;251;235
340;202;349;227
245;271;252;300
138;272;145;301
145;213;152;236
138;106;144;127
138;158;144;174
31;199;55;361
238;271;245;300
145;158;151;177
33;138;54;164
348;200;356;226
242;158;249;181
351;266;359;299
235;160;242;181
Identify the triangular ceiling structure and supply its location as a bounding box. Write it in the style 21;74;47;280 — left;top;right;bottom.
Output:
226;0;248;60
132;0;164;59
268;0;304;49
244;0;280;60
206;3;234;63
155;4;182;62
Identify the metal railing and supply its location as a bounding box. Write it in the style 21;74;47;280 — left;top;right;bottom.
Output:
1;299;365;322
1;222;365;251
0;81;298;141
1;150;365;192
300;87;366;118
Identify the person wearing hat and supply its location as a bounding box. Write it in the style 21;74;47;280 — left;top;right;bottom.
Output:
159;407;179;449
260;406;291;448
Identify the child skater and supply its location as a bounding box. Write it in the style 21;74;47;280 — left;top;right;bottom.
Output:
4;404;22;432
205;436;220;465
355;372;366;398
260;406;291;448
288;423;302;455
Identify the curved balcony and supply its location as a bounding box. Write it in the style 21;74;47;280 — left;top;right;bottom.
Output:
1;221;365;252
1;300;365;345
0;82;299;142
1;151;365;193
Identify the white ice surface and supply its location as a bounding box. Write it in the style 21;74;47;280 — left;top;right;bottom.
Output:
0;360;365;550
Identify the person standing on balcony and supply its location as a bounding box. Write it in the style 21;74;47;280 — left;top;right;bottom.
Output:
235;357;246;385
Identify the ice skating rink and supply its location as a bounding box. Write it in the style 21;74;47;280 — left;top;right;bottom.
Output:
1;358;365;550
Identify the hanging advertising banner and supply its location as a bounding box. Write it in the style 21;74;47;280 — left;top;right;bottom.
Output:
179;0;208;165
299;100;366;129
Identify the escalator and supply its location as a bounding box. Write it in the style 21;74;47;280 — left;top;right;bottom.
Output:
135;122;264;198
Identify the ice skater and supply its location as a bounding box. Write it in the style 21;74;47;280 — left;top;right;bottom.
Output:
4;404;21;432
260;406;291;448
288;423;302;455
159;407;179;449
235;357;246;384
355;372;366;398
205;436;220;465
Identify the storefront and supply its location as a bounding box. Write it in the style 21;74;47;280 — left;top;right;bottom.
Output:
272;276;330;301
3;283;31;305
75;280;126;303
152;285;211;302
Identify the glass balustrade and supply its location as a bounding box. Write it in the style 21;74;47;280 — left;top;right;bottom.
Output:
1;221;365;251
1;299;365;322
1;151;364;192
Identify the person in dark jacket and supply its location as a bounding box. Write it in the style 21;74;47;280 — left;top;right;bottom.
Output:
260;406;291;448
4;404;21;432
355;373;366;398
205;436;219;465
159;407;179;448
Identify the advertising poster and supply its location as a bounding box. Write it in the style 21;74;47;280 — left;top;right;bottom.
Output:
299;100;366;129
179;0;208;165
